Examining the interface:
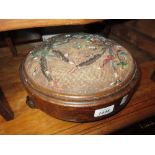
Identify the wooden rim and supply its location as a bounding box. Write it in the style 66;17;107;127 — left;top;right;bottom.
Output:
19;58;140;104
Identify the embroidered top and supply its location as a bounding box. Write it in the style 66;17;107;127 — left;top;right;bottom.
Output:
24;33;135;95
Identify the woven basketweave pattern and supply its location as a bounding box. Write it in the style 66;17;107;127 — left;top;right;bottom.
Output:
24;33;134;95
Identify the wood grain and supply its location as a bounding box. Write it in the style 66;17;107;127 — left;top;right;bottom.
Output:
111;20;155;57
0;19;102;32
127;20;155;39
0;38;155;134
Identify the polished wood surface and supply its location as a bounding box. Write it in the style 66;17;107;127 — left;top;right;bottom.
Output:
129;20;155;38
111;20;155;57
0;36;155;134
0;19;102;32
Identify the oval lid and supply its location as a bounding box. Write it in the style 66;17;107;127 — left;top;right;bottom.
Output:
23;33;136;100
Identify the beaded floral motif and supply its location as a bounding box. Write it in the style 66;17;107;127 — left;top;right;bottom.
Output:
28;33;131;91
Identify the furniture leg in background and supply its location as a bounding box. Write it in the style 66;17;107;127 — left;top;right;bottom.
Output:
0;87;14;121
3;32;17;56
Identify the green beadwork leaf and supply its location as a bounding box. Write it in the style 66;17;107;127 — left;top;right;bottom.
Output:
117;61;128;68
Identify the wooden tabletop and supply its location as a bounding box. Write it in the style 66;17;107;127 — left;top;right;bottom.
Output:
0;48;155;134
0;19;102;32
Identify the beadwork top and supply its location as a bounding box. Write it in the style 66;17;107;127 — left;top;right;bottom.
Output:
24;33;135;96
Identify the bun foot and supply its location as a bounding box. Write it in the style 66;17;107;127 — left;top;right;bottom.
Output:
26;96;36;109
